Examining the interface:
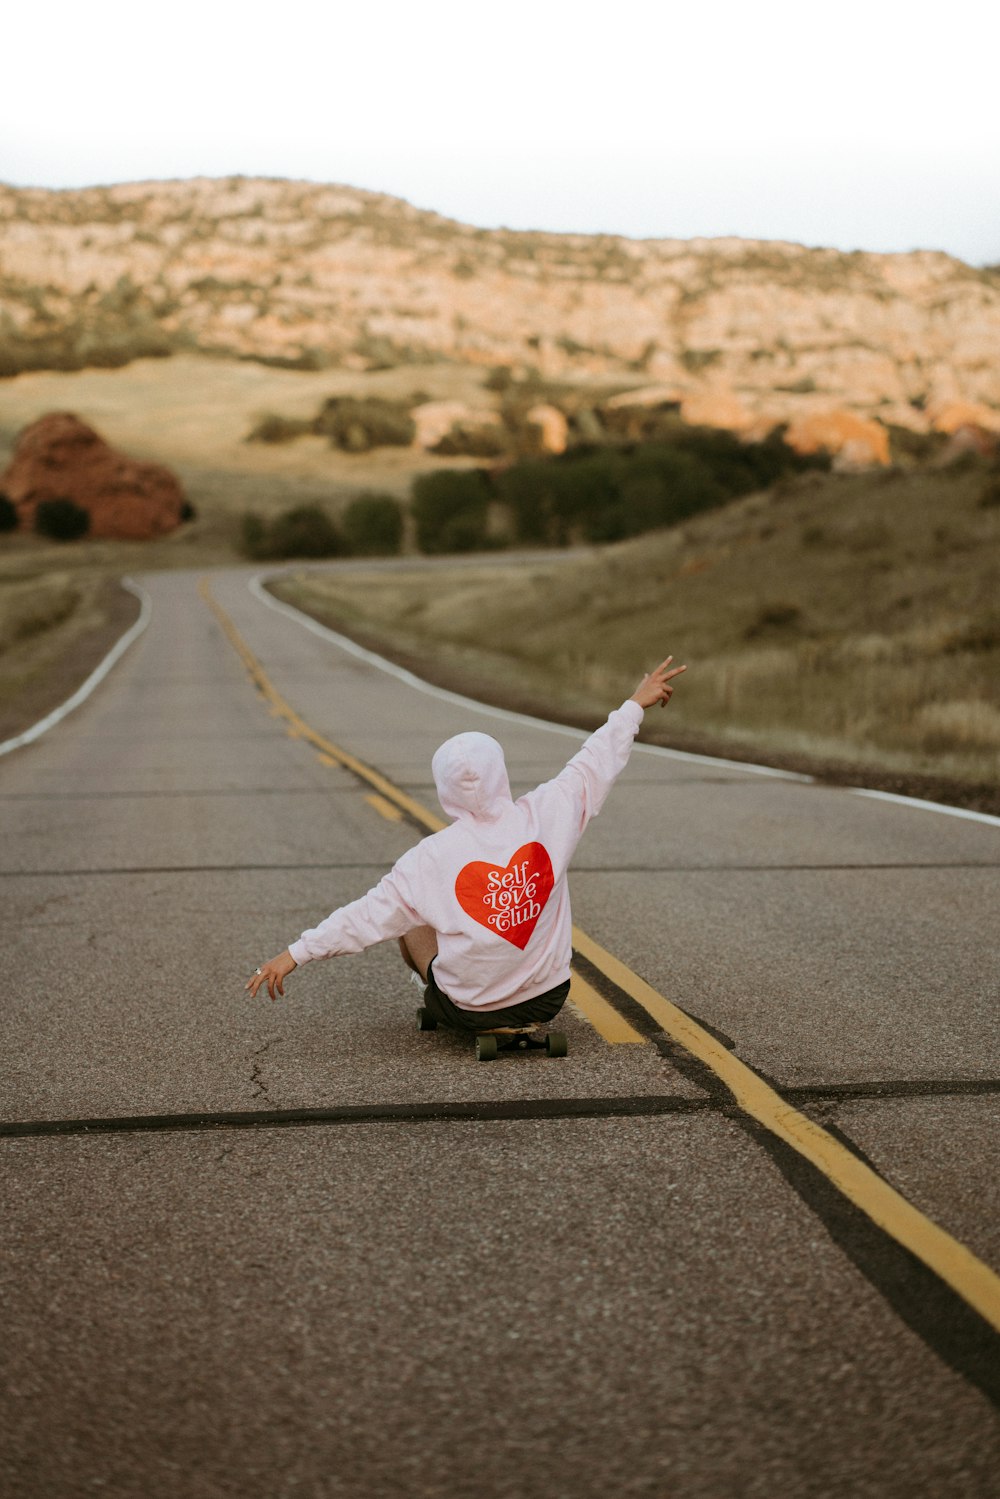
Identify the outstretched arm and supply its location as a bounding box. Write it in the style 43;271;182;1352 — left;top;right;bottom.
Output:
244;851;427;1001
630;655;687;711
246;949;296;1001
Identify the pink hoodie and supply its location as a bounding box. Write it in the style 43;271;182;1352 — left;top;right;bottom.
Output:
288;699;644;1009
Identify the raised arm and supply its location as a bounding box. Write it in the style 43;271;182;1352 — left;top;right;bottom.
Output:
529;654;687;830
630;655;687;710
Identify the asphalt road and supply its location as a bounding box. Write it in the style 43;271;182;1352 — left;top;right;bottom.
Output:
1;565;998;1499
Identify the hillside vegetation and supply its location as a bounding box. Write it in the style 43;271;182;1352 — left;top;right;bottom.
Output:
2;177;999;448
270;464;1000;789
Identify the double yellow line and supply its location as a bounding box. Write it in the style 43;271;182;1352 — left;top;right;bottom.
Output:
202;578;1000;1336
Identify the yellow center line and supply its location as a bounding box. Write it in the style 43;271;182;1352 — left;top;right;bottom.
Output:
569;939;1000;1334
365;792;405;824
202;577;1000;1334
200;579;446;834
568;974;646;1045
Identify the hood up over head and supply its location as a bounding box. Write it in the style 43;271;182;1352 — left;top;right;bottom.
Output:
432;731;513;822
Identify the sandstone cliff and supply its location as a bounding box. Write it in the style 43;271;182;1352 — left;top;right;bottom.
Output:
1;176;998;448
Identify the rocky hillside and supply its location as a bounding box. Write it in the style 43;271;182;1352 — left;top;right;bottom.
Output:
2;176;999;445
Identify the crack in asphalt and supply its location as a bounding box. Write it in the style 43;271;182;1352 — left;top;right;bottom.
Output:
1;1077;997;1142
248;1039;280;1108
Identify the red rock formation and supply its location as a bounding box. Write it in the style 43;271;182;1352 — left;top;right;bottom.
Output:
2;413;185;540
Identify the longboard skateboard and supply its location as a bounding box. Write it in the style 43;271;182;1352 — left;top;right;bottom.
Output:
415;1006;568;1062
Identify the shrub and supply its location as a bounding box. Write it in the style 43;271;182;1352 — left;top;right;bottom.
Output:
246;413;313;444
341;494;404;556
314;397;415;452
493;444;727;545
239;505;344;560
549;452;623;543
34;497;90;541
0;493;18;532
266;505;344;559
947;614;1000;653
240;512;267;558
745;602;803;638
411;470;490;553
612;446;725;535
484;365;514;393
492;460;565;545
670;428;774;495
432;422;509;458
486;425;831;548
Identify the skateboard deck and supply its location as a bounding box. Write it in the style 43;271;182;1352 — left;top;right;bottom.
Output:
415;1006;568;1062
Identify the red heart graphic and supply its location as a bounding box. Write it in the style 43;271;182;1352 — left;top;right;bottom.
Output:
455;842;554;949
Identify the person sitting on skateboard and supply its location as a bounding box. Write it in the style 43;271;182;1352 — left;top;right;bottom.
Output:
246;657;686;1031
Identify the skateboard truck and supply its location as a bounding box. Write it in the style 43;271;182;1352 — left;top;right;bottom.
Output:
415;1007;569;1062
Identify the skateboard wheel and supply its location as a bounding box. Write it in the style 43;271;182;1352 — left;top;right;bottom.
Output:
546;1031;568;1058
475;1035;499;1062
416;1006;438;1031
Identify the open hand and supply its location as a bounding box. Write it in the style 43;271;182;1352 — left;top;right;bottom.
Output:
631;656;687;710
246;949;297;1001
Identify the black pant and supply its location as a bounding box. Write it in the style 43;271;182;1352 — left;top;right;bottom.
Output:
422;963;570;1034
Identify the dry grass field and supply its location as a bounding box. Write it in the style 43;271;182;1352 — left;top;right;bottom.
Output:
271;465;1000;787
0;353;492;510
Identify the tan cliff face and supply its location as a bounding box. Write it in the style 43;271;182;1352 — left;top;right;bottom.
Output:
1;175;998;459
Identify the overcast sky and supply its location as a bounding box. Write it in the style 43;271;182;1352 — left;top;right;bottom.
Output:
2;0;997;265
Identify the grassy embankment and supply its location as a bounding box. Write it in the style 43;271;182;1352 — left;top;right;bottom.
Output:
270;464;1000;794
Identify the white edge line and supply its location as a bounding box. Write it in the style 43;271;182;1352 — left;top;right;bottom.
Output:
248;573;808;777
249;573;1000;830
849;787;1000;829
248;573;585;741
0;578;152;758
